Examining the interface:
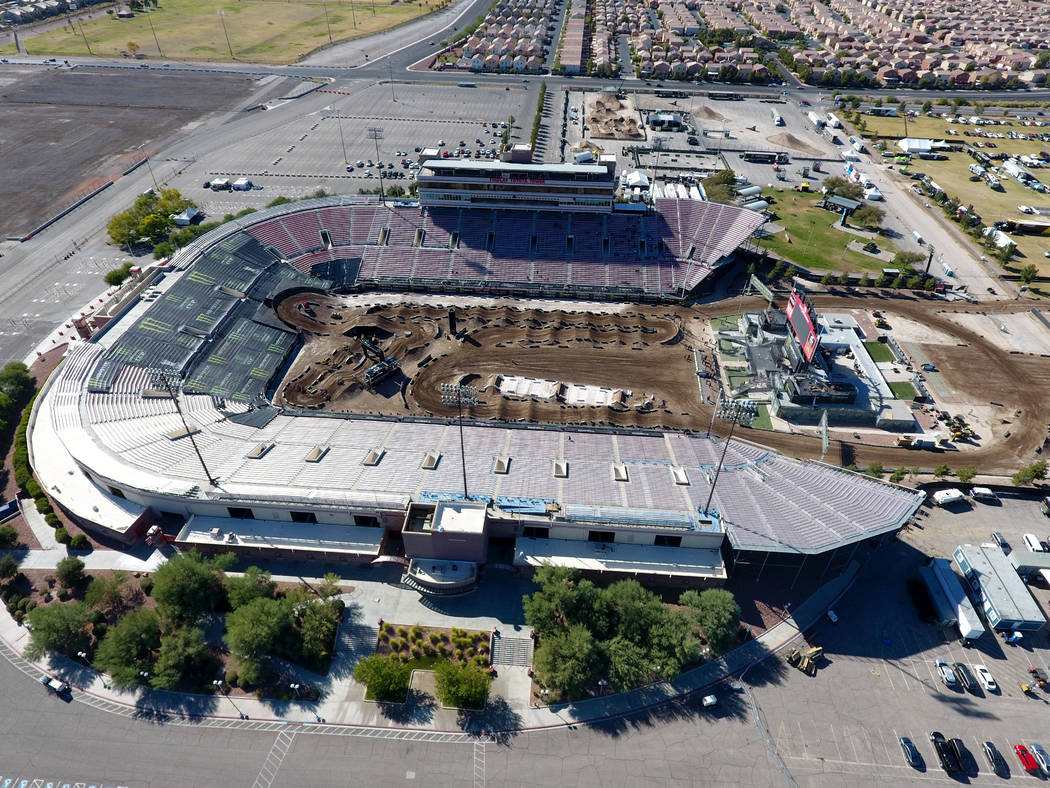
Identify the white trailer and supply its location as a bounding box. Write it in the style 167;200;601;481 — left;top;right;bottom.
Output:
807;111;825;128
232;177;253;191
932;488;965;506
826;112;842;129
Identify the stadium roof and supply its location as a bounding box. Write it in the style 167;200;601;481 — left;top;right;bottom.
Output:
39;340;923;555
419;159;610;177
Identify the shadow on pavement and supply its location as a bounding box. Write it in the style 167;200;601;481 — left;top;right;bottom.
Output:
378;688;436;725
457;696;522;744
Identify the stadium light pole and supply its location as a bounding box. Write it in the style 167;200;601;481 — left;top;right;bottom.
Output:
146;11;163;57
367;126;385;203
440;383;477;499
148;369;219;487
703;398;754;518
218;10;235;60
321;0;333;44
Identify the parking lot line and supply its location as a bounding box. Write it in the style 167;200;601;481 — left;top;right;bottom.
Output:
831;723;843;761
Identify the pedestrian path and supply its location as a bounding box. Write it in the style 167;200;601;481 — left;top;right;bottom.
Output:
490;634;534;667
0;544;856;734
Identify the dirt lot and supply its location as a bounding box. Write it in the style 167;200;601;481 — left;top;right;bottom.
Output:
0;67;258;236
274;291;1050;475
275;297;706;430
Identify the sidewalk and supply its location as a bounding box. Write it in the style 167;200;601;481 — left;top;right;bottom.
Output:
0;553;855;733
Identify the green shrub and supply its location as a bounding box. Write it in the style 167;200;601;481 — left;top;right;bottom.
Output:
225;669;239;687
56;587;70;601
44;513;61;528
70;534;90;551
35;498;52;515
0;525;17;548
140;576;154;596
24;479;41;498
14;610;24;624
55;528;71;545
93;621;107;639
429;632;441;645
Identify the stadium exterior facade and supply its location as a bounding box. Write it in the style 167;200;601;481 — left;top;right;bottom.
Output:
30;191;924;590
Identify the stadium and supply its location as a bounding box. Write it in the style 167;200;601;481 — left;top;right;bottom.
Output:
29;160;924;592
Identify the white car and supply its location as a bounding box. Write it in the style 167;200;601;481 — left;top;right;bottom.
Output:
1030;743;1050;776
974;664;997;692
935;658;958;688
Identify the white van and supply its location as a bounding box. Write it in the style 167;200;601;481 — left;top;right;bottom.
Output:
931;489;965;507
971;487;998;502
1023;533;1045;552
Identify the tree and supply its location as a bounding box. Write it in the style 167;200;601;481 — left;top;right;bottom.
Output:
692;589;741;655
150;626;211;690
294;599;340;667
317;572;341;600
224;597;288;664
0;362;33;405
1020;264;1038;285
85;571;128;617
956;466;977;483
94;608;162;687
837;271;850;286
866;461;884;478
223;566;276;610
127;41;140;55
647;608;701;676
0;525;18;549
433;659;492;709
1013;459;1048;486
522;565;584;634
933;463;951;478
603;635;649;691
822;176;864;201
0;553;19;581
56;556;86;589
533;624;599;698
354;654;411;702
852;205;885;230
152;550;233;622
821;273;835;286
892;250;925;268
24;601;92;660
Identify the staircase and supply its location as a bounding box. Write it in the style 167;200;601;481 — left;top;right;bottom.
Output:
489;634;534;667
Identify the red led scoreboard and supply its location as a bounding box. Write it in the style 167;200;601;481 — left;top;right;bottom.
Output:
785;291;819;363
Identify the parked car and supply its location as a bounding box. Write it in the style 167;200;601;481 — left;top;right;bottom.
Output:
953;662;975;691
983;741;1004;774
935;659;958;688
1016;744;1039;773
899;736;921;767
1030;743;1050;776
40;675;69;695
974;664;997;692
931;732;960;772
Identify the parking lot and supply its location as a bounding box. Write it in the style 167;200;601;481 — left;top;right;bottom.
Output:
162;79;537;213
747;498;1050;784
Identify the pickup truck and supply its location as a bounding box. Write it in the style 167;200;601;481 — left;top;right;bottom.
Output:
40;675;69;695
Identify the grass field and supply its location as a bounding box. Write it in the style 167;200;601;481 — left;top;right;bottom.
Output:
863;341;894;362
748;404;772;431
892;154;1050;278
757;191;902;273
860;114;1050;157
0;41;16;55
23;0;439;64
889;381;918;401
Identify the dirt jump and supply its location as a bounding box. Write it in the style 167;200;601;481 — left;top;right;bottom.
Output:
273;291;1050;475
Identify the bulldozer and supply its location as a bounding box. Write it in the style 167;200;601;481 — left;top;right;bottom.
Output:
797;646;823;676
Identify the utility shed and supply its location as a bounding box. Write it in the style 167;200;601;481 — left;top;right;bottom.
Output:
954;543;1046;631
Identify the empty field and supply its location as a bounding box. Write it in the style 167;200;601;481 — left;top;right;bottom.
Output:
888;381;918;400
23;0;436;64
757;191;902;273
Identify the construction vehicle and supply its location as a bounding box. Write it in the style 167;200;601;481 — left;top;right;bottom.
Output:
1029;667;1047;688
801;646;823;675
785;648;801;667
895;436;914;447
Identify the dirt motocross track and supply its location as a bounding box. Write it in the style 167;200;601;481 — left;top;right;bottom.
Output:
273;291;1050;474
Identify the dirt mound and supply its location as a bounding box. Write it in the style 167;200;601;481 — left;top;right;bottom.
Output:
766;133;823;157
693;105;725;122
